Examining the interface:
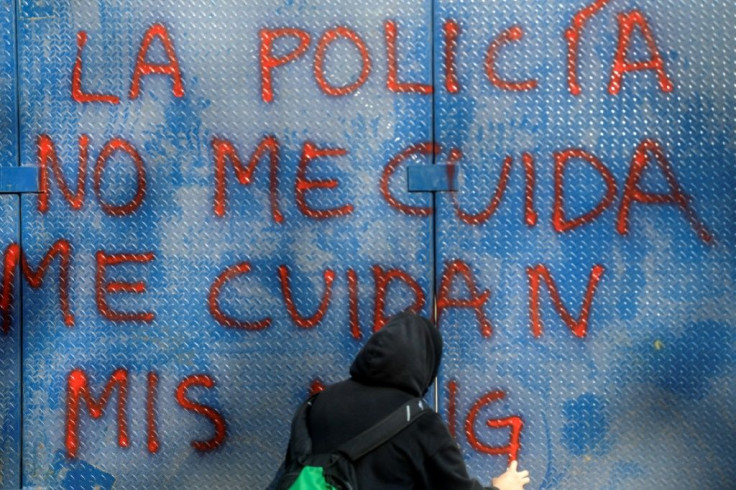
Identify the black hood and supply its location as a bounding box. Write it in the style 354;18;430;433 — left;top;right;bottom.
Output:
349;311;442;396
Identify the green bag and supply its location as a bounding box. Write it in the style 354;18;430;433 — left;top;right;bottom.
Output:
274;394;431;490
288;466;337;490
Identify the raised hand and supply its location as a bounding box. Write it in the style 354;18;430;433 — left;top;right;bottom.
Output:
491;460;530;490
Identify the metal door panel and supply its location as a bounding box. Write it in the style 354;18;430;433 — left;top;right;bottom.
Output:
0;0;20;487
0;196;20;489
434;1;735;488
18;1;432;487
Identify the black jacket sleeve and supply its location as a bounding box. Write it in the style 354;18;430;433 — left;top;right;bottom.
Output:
419;414;493;490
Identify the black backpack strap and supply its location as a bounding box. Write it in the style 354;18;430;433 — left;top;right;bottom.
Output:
336;397;432;461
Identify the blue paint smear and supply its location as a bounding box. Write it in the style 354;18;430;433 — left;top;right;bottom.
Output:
646;321;733;400
52;451;115;490
561;393;609;456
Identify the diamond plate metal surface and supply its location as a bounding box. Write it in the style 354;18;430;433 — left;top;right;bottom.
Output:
0;1;21;488
434;0;736;488
8;0;736;488
0;196;20;490
17;0;431;487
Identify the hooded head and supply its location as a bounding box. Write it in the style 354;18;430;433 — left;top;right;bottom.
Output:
349;311;442;396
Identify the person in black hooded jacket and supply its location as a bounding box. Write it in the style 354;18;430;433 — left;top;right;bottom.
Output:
272;311;530;490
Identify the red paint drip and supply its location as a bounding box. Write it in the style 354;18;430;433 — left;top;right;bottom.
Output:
447;379;459;439
146;371;160;453
521;152;538;227
443;20;461;94
347;269;361;340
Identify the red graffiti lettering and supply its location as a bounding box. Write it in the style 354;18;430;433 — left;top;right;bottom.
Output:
380;142;437;217
453;153;512;225
443;20;461;94
485;26;537;92
465;390;524;463
447;380;523;463
310;379;327;396
521;152;538;226
608;10;674;95
212;136;283;222
175;375;227;452
552;149;617;232
71;31;120;104
372;265;425;332
437;260;493;338
260;28;311;103
21;240;75;326
279;265;335;328
146;371;160;454
347;268;361;340
451;151;537;226
296;142;354;220
565;0;612;95
66;368;129;459
208;261;272;330
314;27;372;96
38;135;145;215
448;379;459;439
617;139;712;243
0;240;74;334
465;388;523;464
37;134;89;213
527;263;605;338
95;251;155;323
129;24;184;99
93;138;147;216
384;20;432;94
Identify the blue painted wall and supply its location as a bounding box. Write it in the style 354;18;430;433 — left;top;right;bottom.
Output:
434;1;735;487
0;0;733;488
0;0;20;487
